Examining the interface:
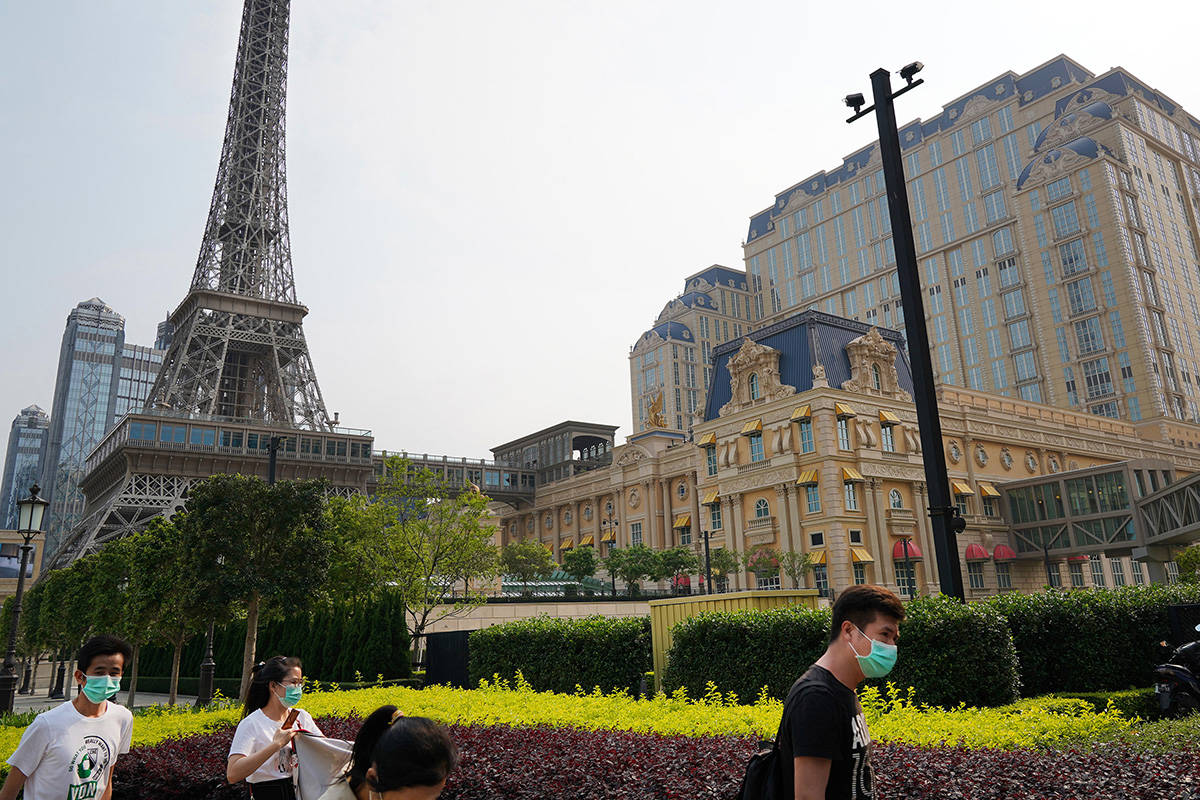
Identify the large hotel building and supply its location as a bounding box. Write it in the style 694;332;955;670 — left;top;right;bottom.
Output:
494;55;1200;598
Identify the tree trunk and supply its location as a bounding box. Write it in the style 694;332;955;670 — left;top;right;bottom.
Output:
169;638;183;706
239;592;261;702
127;643;140;707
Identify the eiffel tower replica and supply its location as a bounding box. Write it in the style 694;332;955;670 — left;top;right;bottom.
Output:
49;0;374;568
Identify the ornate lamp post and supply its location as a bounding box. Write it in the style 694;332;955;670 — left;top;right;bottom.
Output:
0;484;48;713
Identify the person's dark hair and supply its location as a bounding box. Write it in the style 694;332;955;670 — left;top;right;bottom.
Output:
828;584;905;644
242;655;302;718
346;710;458;791
76;635;133;673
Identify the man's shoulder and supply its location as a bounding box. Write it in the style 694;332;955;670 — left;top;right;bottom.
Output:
106;702;134;723
788;665;846;698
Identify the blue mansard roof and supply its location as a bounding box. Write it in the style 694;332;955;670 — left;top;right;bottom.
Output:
686;266;748;292
634;321;695;351
702;310;914;422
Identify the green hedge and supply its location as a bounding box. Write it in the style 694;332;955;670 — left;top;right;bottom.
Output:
129;676;243;698
662;596;1021;708
468;616;652;695
136;589;411;685
1049;688;1157;720
983;584;1200;696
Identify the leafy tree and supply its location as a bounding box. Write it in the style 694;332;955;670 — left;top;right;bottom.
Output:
1177;545;1200;584
560;546;598;586
743;545;781;576
500;540;556;594
779;551;815;589
652;546;700;592
605;545;659;596
323;494;402;603
179;474;331;700
705;547;740;590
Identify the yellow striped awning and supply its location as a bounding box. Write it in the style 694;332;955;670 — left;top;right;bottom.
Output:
834;402;857;418
842;466;865;483
878;410;902;426
790;405;812;422
673;514;691;529
701;488;720;505
559;538;575;550
740;419;763;435
600;530;616;543
850;547;875;563
579;535;595;547
796;469;820;486
808;549;827;564
697;432;717;447
951;480;975;496
542;542;553;552
978;482;1001;498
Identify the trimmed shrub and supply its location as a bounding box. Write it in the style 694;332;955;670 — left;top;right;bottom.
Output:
983;584;1200;696
1049;688;1158;720
467;615;651;694
662;605;829;703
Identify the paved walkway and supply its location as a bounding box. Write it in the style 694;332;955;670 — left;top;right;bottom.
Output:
12;687;198;713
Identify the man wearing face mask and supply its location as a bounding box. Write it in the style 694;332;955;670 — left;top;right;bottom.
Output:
0;635;134;800
773;585;904;800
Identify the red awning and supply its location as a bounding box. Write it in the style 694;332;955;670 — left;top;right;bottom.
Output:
1068;555;1091;563
993;544;1018;561
892;539;922;560
964;543;991;561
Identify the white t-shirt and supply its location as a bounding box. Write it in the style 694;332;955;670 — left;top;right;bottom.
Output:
7;699;134;800
229;708;323;784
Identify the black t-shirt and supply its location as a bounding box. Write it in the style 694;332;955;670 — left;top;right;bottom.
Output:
773;665;873;800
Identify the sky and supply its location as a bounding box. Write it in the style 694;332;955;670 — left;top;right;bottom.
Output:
3;0;1199;459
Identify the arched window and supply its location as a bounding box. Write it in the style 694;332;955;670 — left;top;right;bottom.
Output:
754;498;770;518
749;373;761;400
872;363;883;391
889;489;903;509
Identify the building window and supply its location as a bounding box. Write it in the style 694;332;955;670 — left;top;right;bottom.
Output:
706;446;718;476
810;531;824;547
837;419;851;450
710;506;722;530
853;563;867;585
1131;559;1145;585
955;495;969;517
881;425;896;452
871;364;882;390
1047;562;1062;588
967;562;985;590
844;482;860;511
1090;555;1107;588
756;574;782;590
754;498;770;518
1111;557;1126;586
749;433;765;463
630;522;643;547
799;421;814;453
1166;561;1180;584
749;373;761;400
849;529;863;544
889;489;903;509
996;561;1012;590
896;561;916;598
1069;561;1085;588
805;485;821;513
679;526;692;546
813;565;829;597
982;497;997;517
677;482;687;499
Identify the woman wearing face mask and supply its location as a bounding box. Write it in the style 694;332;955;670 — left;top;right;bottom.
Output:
227;655;324;800
318;707;458;800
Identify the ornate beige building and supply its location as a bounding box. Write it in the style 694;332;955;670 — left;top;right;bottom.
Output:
743;55;1200;447
499;311;1200;599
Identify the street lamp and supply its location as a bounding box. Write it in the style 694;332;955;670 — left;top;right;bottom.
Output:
700;527;713;596
0;485;48;713
846;62;967;600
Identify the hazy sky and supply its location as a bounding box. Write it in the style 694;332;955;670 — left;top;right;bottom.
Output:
3;1;1199;459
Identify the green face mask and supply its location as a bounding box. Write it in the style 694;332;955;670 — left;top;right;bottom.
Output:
81;675;121;703
282;685;303;707
847;624;898;679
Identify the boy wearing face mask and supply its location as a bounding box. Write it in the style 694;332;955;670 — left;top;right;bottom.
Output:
0;634;134;800
773;585;904;800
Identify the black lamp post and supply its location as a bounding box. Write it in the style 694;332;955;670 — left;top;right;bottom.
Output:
602;511;619;597
846;63;966;600
701;527;713;596
0;485;48;713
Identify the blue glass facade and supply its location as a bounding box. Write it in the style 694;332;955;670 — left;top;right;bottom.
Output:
0;405;49;529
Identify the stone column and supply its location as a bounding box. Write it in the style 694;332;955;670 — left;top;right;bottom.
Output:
864;478;891;588
785;485;804;586
728;492;747;591
689;471;702;549
660;478;673;550
912;482;939;593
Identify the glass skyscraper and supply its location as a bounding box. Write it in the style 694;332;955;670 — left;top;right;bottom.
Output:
0;405;50;529
40;299;164;557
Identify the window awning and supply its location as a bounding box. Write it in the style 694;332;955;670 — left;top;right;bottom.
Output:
697;432;717;447
842;466;865;483
850;547;874;563
600;531;616;543
790;405;812;422
701;488;720;505
579;535;595;547
993;544;1018;561
978;482;1001;498
1068;554;1091;563
808;549;827;564
892;539;922;560
741;419;763;436
878;410;902;426
673;514;691;529
796;469;820;486
834;402;857;419
964;543;990;561
951;480;975;496
559;538;575;550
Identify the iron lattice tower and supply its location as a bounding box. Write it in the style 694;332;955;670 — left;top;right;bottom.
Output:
147;0;331;431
